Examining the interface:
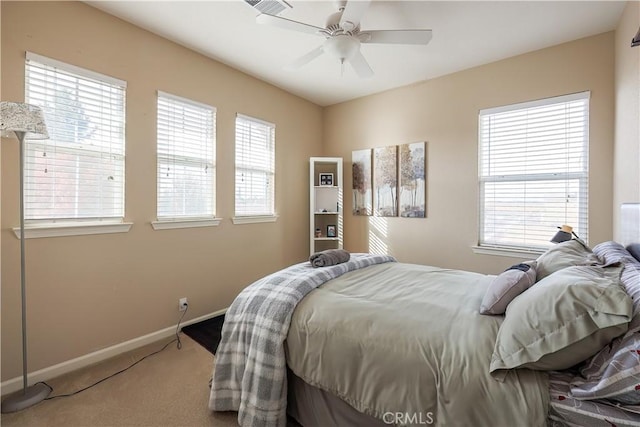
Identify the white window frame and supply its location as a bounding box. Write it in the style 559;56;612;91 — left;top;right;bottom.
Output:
233;114;277;224
475;91;590;256
152;91;219;231
20;52;131;239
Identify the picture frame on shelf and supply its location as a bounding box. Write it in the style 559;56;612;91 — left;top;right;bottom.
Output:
319;173;334;186
327;224;336;237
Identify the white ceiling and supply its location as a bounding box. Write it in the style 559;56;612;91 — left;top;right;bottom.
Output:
86;0;626;106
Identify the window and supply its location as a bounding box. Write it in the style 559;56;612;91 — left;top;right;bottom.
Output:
24;52;126;222
157;92;216;221
478;91;589;251
234;114;276;220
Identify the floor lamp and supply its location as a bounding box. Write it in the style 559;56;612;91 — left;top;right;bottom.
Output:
0;102;51;413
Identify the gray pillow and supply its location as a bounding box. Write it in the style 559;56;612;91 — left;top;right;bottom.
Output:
627;243;640;263
480;261;537;315
535;239;601;281
490;264;631;373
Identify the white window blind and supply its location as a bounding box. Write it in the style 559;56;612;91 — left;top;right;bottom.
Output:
479;91;590;250
157;92;216;220
235;114;275;217
24;52;126;221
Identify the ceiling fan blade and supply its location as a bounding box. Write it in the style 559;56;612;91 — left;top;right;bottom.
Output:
285;46;324;70
340;0;371;30
256;13;324;36
361;29;433;45
349;51;374;79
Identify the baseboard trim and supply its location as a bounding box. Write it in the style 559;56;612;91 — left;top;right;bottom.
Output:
0;308;227;396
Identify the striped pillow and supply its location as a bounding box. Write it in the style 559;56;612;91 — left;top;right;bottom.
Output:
552;371;640;424
594;241;640;331
571;330;640;404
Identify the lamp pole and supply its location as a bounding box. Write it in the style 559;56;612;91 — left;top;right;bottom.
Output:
1;126;51;413
17;131;28;394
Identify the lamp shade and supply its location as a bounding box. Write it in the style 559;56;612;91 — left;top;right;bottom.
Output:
551;224;573;244
0;102;49;139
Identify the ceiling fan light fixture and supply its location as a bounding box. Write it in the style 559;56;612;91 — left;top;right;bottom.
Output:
323;34;360;61
258;0;432;79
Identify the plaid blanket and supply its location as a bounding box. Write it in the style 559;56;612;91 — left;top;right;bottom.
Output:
208;253;396;427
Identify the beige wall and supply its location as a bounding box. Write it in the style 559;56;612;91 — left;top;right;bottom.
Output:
0;1;627;385
614;1;640;238
324;32;616;274
1;1;323;381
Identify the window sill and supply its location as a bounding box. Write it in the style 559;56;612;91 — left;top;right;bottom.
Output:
13;221;133;239
232;215;278;225
472;245;545;259
151;218;222;230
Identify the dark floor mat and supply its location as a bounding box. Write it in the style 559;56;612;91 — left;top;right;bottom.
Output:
181;314;224;355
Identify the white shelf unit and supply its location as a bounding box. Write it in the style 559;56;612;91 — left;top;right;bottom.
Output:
310;157;343;256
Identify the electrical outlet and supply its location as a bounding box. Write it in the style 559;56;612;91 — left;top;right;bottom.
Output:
179;297;188;312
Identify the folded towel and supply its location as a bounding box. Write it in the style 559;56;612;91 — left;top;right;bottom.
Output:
310;249;351;268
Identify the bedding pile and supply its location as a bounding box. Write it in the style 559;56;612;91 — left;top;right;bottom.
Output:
209;252;395;427
481;240;640;425
559;241;640;425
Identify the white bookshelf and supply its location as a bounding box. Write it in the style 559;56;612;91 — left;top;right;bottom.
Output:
309;157;343;256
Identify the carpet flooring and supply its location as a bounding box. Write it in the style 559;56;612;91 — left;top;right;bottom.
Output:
0;335;237;427
1;316;303;427
182;314;225;355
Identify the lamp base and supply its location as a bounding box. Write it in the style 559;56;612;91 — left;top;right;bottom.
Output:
1;382;51;413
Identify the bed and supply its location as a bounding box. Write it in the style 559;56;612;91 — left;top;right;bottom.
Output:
209;222;640;426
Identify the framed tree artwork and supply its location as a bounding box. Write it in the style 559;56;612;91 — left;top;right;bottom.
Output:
373;145;398;217
399;141;427;218
352;149;372;216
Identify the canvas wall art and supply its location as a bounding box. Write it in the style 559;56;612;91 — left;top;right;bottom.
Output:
352;149;372;216
399;141;426;218
374;145;398;217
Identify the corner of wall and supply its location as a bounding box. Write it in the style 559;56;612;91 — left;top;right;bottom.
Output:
613;1;640;240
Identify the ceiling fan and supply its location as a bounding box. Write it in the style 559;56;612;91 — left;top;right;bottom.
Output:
256;0;432;78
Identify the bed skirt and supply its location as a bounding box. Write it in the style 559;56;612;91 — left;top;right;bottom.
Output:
287;370;387;427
